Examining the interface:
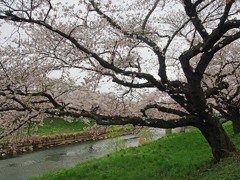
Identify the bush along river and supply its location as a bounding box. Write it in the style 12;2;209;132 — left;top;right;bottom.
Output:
0;128;165;180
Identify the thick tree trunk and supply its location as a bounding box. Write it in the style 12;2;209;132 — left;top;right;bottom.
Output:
199;120;237;163
232;116;240;134
229;108;240;134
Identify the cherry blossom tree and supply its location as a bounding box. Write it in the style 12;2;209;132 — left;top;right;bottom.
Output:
0;43;140;138
204;42;240;133
0;45;69;138
0;0;240;162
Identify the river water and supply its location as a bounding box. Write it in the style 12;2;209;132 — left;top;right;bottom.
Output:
0;129;165;180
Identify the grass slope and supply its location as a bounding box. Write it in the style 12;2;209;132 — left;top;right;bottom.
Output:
32;118;95;136
32;123;240;180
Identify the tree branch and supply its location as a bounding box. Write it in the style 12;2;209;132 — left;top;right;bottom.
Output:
141;103;189;117
141;0;160;32
182;0;209;39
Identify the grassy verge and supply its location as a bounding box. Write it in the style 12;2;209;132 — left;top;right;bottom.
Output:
31;123;240;180
0;118;95;139
106;124;135;138
33;119;134;137
31;118;95;136
196;153;240;179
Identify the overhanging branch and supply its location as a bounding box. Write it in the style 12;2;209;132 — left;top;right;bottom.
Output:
141;103;188;117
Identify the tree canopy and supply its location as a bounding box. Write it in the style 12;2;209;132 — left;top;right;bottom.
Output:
0;0;239;162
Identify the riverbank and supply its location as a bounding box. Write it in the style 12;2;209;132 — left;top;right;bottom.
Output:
0;118;137;159
32;122;240;180
0;134;145;180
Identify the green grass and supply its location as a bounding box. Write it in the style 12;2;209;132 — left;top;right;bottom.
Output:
0;128;4;134
31;123;240;180
1;118;133;140
196;154;240;180
106;124;135;138
33;119;133;137
190;124;240;180
31;118;95;136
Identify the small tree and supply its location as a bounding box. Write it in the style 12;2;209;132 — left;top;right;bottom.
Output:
0;0;240;162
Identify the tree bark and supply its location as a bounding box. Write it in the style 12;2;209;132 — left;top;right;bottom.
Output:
232;116;240;134
198;120;237;163
228;108;240;134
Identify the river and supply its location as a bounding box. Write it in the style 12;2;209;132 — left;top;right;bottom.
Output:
0;128;165;180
